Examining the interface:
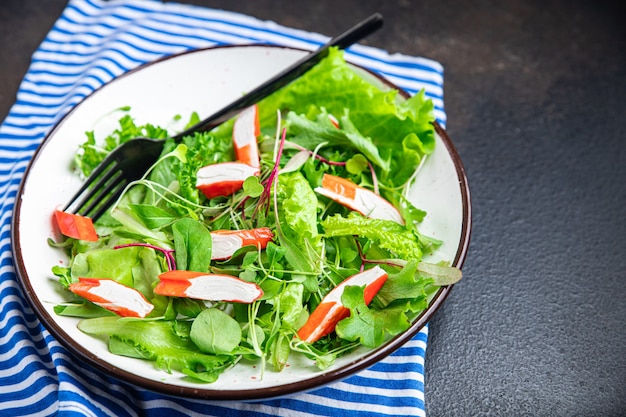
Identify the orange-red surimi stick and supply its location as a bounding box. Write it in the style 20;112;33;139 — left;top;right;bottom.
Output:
196;162;260;199
211;227;274;260
296;266;388;343
328;113;339;129
233;105;261;168
154;270;264;303
54;210;98;241
69;277;154;318
314;174;404;225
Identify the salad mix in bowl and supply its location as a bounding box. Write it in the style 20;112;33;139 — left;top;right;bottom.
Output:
49;47;462;383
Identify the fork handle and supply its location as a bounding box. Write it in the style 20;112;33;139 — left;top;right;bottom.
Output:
171;13;383;142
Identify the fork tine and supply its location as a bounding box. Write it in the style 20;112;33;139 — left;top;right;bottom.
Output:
77;172;127;219
63;157;119;212
88;181;128;222
64;161;120;214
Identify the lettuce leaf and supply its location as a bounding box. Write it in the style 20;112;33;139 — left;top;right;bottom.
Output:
321;213;423;261
76;114;169;177
78;316;235;383
258;47;435;187
70;246;147;288
68;244;167;315
335;285;410;348
149;130;234;208
276;172;324;274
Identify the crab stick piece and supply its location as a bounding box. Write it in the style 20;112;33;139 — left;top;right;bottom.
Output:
154;270;263;303
211;227;274;260
69;277;154;318
196;162;260;199
233;105;261;168
328;113;340;129
314;174;404;225
54;210;98;241
297;266;388;343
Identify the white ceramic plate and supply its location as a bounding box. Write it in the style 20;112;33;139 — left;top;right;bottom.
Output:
12;45;471;400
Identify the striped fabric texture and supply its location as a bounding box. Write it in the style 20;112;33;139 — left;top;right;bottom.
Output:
0;1;445;416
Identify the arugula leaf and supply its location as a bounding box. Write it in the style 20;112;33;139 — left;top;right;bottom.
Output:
335;285;410;348
373;261;432;309
285;109;387;171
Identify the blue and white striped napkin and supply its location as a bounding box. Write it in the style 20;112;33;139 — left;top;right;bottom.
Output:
0;1;445;415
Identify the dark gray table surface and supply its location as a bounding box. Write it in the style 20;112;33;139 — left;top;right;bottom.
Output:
2;1;625;416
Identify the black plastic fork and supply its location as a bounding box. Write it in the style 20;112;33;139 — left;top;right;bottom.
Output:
64;13;383;221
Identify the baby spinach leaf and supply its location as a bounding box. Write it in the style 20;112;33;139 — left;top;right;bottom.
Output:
190;308;242;354
172;218;212;272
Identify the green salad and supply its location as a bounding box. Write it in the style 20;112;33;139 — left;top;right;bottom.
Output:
50;47;461;383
